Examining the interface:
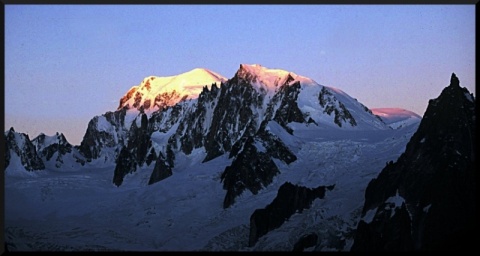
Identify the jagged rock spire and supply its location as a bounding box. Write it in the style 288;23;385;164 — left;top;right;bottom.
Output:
450;72;459;87
352;73;475;251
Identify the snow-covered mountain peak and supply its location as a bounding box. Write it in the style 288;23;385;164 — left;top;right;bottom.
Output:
371;108;421;120
371;108;421;129
237;64;292;80
235;64;316;94
32;132;70;148
153;68;227;92
178;68;226;83
5;127;25;146
4;127;45;172
118;68;227;112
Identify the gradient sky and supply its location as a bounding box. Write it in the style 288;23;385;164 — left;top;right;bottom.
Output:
5;5;475;145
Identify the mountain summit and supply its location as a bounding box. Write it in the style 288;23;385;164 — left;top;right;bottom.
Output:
235;64;316;95
118;68;227;112
109;64;393;204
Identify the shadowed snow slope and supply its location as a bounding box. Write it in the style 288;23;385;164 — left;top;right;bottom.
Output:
5;124;419;251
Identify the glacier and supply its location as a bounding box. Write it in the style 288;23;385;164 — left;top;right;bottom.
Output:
4;64;422;251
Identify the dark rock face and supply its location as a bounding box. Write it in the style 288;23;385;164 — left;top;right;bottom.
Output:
318;87;357;127
353;202;414;251
203;79;263;162
351;73;476;251
127;114;152;167
249;182;335;247
32;132;73;168
272;81;306;134
4;127;45;171
78;107;128;162
146;67;303;192
112;146;137;186
4;134;10;170
118;86;137;110
148;152;173;185
168;78;264;163
113;113;156;186
110;96;191;186
221;136;280;209
174;84;227;159
168;65;312;165
212;69;304;208
293;233;319;251
133;91;142;109
147;103;185;134
112;85;215;187
221;127;297;209
256;129;297;164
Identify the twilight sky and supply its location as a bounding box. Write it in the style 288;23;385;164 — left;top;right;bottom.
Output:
5;5;475;145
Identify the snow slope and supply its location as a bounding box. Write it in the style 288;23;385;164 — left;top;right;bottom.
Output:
237;64;389;130
372;108;422;129
5;64;422;251
236;64;316;94
118;68;227;112
4;122;418;251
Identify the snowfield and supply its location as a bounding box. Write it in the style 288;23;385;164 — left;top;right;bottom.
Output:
372;108;422;129
4;120;419;251
119;68;227;114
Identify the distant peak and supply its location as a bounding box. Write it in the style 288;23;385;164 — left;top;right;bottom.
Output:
180;68;223;78
450;73;459;87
